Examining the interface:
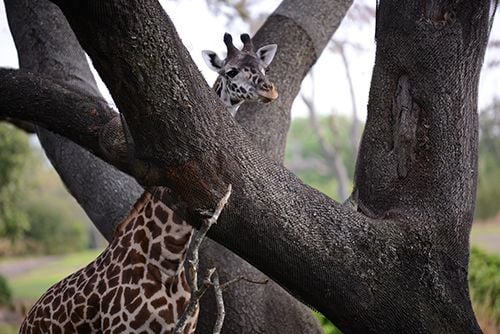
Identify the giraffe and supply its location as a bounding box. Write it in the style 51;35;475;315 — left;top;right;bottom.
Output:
20;187;198;334
20;33;279;334
202;33;278;116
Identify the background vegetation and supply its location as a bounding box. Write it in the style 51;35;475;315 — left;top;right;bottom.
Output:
0;124;98;256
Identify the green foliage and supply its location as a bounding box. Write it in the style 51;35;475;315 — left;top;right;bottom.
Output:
0;274;12;306
476;106;500;220
23;197;88;255
476;154;500;220
19;164;90;255
0;124;90;255
0;124;32;242
286;115;357;200
0;324;18;334
469;247;500;325
0;124;31;186
314;312;342;334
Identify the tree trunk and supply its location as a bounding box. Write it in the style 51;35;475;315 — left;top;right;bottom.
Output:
0;0;493;332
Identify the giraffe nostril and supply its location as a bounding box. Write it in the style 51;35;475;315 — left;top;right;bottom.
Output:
261;82;272;91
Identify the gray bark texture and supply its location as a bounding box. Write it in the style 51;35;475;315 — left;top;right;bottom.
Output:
0;0;494;333
2;0;356;332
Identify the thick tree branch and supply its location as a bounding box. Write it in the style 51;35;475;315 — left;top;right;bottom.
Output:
0;116;36;133
0;69;157;183
0;69;113;155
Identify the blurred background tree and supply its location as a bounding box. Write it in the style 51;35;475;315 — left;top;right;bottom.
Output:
477;100;500;220
0;124;98;256
0;124;31;245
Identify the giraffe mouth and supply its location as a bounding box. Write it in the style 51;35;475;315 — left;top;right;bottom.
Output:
257;87;278;103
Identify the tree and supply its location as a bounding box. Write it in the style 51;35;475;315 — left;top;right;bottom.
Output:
0;0;496;333
0;124;31;243
476;100;500;219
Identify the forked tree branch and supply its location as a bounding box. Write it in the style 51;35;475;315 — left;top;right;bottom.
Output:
0;69;173;186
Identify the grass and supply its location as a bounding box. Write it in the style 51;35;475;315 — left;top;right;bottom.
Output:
7;249;102;301
0;324;18;334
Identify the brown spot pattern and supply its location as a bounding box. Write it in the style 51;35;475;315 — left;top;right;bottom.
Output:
20;187;196;333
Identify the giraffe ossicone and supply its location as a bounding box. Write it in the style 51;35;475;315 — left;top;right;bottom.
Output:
202;33;278;116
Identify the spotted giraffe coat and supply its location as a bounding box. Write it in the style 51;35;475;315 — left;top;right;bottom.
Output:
20;187;197;334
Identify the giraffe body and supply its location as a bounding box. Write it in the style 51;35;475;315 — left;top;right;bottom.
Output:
202;33;278;116
20;188;197;334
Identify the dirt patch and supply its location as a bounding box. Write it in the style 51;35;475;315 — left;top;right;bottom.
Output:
0;256;61;279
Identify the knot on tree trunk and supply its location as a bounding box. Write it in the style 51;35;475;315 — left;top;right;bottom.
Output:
99;114;131;164
392;75;420;178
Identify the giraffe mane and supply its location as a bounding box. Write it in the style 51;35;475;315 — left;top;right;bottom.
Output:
114;191;151;236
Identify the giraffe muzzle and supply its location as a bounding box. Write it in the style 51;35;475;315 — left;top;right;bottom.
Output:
257;83;278;103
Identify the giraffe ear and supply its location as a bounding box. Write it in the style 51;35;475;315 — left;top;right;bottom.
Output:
256;44;277;67
202;50;224;72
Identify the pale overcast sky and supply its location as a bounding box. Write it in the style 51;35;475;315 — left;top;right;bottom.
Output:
0;0;499;120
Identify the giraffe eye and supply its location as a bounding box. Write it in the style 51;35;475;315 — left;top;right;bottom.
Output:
226;69;239;78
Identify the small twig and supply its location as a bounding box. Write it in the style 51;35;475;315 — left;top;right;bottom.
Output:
206;184;232;226
211;270;224;334
174;185;232;334
173;269;213;334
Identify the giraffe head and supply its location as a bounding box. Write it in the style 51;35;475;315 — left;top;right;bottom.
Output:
202;33;278;110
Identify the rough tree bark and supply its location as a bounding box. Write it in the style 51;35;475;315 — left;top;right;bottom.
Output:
0;0;495;333
2;0;352;332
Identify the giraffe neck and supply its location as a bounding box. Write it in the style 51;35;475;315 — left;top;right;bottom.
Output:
213;76;243;116
21;186;199;334
114;187;193;279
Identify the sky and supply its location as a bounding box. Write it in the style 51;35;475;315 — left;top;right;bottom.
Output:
0;0;499;120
